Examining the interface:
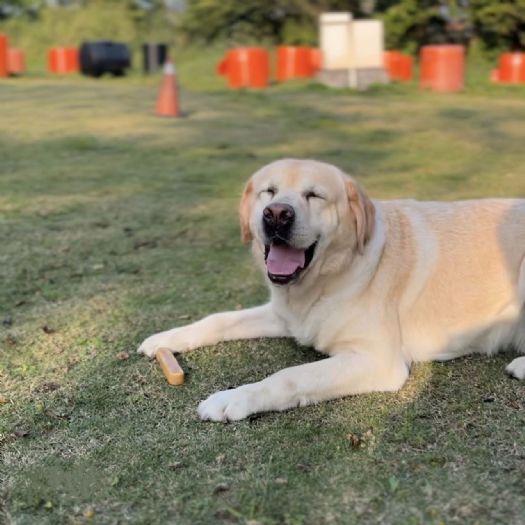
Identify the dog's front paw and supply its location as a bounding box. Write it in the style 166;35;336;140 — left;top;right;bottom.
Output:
198;386;259;422
137;330;175;358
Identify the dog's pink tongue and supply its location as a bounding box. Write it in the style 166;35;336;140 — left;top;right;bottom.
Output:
266;244;305;275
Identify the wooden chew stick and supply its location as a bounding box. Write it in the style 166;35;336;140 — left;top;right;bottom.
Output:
155;347;185;385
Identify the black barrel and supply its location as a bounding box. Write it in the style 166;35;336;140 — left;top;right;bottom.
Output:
79;41;131;78
142;43;169;73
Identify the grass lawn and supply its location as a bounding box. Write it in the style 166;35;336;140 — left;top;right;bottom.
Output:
1;59;525;524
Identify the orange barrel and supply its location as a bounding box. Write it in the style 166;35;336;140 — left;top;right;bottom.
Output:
66;47;79;72
276;46;320;81
48;47;68;73
419;45;465;92
0;34;8;78
310;48;322;74
217;57;228;76
419;46;433;88
383;50;402;80
7;48;25;75
498;52;525;84
384;51;413;82
217;48;269;89
398;54;413;81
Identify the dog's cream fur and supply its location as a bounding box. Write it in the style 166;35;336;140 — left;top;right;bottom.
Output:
138;159;525;422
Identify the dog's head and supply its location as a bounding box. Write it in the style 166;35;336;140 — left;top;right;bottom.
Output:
239;159;375;285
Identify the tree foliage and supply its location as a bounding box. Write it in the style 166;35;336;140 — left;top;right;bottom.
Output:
470;0;525;51
1;0;524;53
381;0;472;52
180;0;515;51
178;0;364;45
179;0;525;52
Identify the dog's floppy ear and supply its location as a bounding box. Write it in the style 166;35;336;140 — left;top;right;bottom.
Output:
239;179;254;244
346;178;375;254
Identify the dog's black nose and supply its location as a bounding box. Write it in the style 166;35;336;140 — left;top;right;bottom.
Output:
263;203;295;232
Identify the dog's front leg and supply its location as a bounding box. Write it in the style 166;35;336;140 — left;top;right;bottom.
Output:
138;304;287;358
198;352;409;422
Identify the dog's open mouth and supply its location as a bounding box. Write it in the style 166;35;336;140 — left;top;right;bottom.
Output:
264;241;317;285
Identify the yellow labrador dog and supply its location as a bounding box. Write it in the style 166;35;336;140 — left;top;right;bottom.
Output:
139;159;525;422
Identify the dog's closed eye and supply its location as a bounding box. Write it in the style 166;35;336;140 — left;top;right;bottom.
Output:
304;190;324;201
260;186;277;198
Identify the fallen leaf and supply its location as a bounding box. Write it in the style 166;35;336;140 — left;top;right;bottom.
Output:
348;433;362;448
5;335;17;346
133;239;157;250
167;462;185;470
115;352;130;361
213;482;230;494
38;382;61;393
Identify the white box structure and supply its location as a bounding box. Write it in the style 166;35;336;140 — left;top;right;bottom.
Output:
319;12;353;70
349;20;384;69
318;12;388;89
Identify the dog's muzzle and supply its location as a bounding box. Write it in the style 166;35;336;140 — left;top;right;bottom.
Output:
263;203;295;241
261;203;317;285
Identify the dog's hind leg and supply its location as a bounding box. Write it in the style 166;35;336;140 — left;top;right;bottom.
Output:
506;255;525;380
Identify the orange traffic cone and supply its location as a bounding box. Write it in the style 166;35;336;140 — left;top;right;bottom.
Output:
155;60;179;117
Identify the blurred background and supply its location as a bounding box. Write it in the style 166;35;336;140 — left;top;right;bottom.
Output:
0;0;523;74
